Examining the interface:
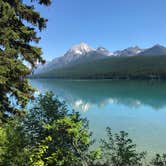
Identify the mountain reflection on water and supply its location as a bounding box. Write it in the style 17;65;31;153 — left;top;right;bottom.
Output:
30;79;166;111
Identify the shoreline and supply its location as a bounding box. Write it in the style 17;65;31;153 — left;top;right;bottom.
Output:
28;76;166;80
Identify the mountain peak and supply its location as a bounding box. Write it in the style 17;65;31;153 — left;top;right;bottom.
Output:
96;47;108;51
96;47;113;56
34;43;166;74
114;46;142;56
152;44;165;48
138;44;166;56
69;42;93;55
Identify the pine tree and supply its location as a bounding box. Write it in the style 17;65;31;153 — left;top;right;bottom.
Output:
0;0;51;122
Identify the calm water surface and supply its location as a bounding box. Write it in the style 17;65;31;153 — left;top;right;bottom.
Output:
30;79;166;155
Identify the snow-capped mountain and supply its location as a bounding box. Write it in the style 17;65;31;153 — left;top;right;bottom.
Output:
114;46;143;56
34;43;166;74
34;43;109;74
62;42;94;63
96;47;113;56
67;42;93;54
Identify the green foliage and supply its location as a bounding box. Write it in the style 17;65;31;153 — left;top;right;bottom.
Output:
100;127;146;166
23;91;69;145
30;116;89;166
0;120;30;166
23;92;97;166
0;0;51;121
150;154;166;166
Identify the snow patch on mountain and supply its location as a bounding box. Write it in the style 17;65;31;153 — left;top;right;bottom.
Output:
114;46;143;56
34;43;166;75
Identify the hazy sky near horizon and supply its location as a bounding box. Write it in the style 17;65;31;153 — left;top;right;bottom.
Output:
32;0;166;60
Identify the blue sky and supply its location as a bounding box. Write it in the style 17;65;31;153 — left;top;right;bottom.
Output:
33;0;166;60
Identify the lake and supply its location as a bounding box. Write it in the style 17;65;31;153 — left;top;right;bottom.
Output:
30;79;166;156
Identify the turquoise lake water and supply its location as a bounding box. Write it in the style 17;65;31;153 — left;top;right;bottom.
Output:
30;79;166;155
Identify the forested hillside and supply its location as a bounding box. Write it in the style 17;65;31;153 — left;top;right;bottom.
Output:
33;55;166;79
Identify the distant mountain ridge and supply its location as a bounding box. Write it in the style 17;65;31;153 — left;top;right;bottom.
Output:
114;46;142;56
34;42;110;74
138;44;166;56
34;43;166;75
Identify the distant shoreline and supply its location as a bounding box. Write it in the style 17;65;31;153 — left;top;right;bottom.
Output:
28;75;166;80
